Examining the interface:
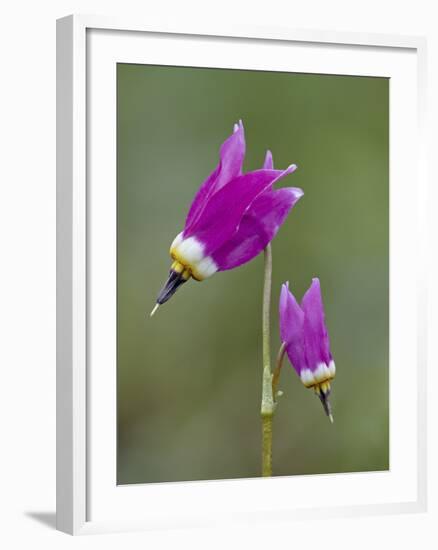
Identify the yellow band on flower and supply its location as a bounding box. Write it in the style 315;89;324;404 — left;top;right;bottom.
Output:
170;260;191;281
313;381;331;395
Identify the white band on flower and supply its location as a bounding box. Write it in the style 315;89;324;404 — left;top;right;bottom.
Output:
300;361;336;387
170;233;218;281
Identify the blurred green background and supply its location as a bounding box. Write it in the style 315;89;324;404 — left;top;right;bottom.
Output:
117;64;389;484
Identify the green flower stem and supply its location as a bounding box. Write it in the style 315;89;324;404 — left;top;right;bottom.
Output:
261;244;275;477
261;413;273;477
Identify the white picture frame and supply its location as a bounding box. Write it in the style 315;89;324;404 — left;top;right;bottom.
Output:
56;14;428;535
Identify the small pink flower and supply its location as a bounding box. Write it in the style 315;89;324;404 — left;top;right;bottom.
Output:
279;278;336;420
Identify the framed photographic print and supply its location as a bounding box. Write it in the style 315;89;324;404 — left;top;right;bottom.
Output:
56;15;427;535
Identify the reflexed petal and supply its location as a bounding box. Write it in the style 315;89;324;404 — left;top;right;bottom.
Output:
212;186;303;270
301;278;333;369
279;282;306;376
184;166;296;255
263;149;273;170
184;121;245;233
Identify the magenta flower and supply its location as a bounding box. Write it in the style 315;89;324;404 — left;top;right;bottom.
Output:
153;121;303;310
279;278;336;420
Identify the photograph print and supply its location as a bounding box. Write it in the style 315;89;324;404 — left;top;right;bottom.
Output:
116;63;389;484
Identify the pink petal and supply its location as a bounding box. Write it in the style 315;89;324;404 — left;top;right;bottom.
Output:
301;278;333;368
263;150;273;170
184;166;296;255
212;186;303;270
279;282;306;376
184;121;245;233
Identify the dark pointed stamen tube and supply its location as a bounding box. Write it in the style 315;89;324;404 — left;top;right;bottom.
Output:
317;388;333;422
155;269;188;305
